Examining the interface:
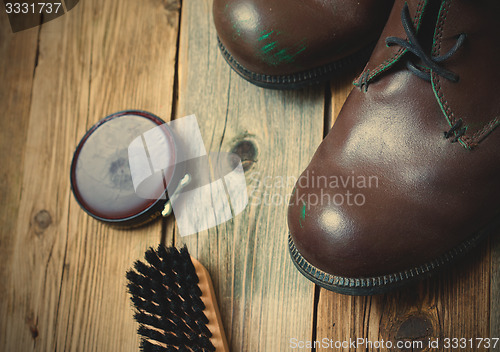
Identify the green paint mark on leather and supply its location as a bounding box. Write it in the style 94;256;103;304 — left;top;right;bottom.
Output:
299;203;306;228
231;23;242;38
261;41;277;54
258;30;274;41
275;49;295;63
258;41;307;67
253;29;308;67
229;8;256;39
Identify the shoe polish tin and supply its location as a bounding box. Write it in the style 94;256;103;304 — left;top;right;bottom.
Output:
70;110;183;228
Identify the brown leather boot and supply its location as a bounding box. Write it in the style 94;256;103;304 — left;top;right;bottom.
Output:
288;0;500;295
213;0;394;89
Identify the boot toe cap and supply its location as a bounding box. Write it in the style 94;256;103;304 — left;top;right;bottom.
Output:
288;191;377;279
213;0;394;76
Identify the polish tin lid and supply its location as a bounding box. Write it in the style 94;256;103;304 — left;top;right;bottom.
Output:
70;110;179;227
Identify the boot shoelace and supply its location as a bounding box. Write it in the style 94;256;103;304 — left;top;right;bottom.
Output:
385;3;466;82
443;118;466;142
384;3;467;142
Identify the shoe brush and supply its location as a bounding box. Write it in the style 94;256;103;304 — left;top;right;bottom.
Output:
126;245;229;351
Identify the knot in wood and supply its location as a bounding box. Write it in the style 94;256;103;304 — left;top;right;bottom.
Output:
34;210;52;230
231;139;257;171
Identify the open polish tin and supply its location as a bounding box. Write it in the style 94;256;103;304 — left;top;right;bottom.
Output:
70;110;189;228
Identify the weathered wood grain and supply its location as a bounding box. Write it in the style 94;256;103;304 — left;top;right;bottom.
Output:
491;234;500;348
317;74;492;352
2;0;497;350
0;13;39;350
173;1;325;350
1;0;180;351
55;1;180;350
329;73;357;128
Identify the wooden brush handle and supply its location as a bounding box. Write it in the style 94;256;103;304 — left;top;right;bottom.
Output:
191;257;230;352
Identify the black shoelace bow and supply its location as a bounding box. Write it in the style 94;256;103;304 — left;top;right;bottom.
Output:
385;3;466;82
384;3;467;142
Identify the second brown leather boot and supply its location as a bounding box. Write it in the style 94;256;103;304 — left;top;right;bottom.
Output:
213;0;394;89
288;0;500;295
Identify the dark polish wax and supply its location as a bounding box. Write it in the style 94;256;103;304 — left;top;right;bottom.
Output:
71;111;176;226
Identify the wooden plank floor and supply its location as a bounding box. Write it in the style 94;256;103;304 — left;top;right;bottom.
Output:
0;1;498;351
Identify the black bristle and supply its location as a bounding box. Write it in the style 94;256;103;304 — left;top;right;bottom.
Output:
134;260;163;282
141;339;172;352
144;248;164;272
138;324;169;344
197;320;213;338
126;245;216;352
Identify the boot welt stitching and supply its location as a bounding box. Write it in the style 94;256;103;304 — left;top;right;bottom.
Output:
288;228;485;295
217;37;374;89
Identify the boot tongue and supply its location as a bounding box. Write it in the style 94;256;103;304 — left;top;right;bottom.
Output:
402;0;441;72
430;0;500;148
355;0;500;149
414;0;441;55
353;0;428;90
